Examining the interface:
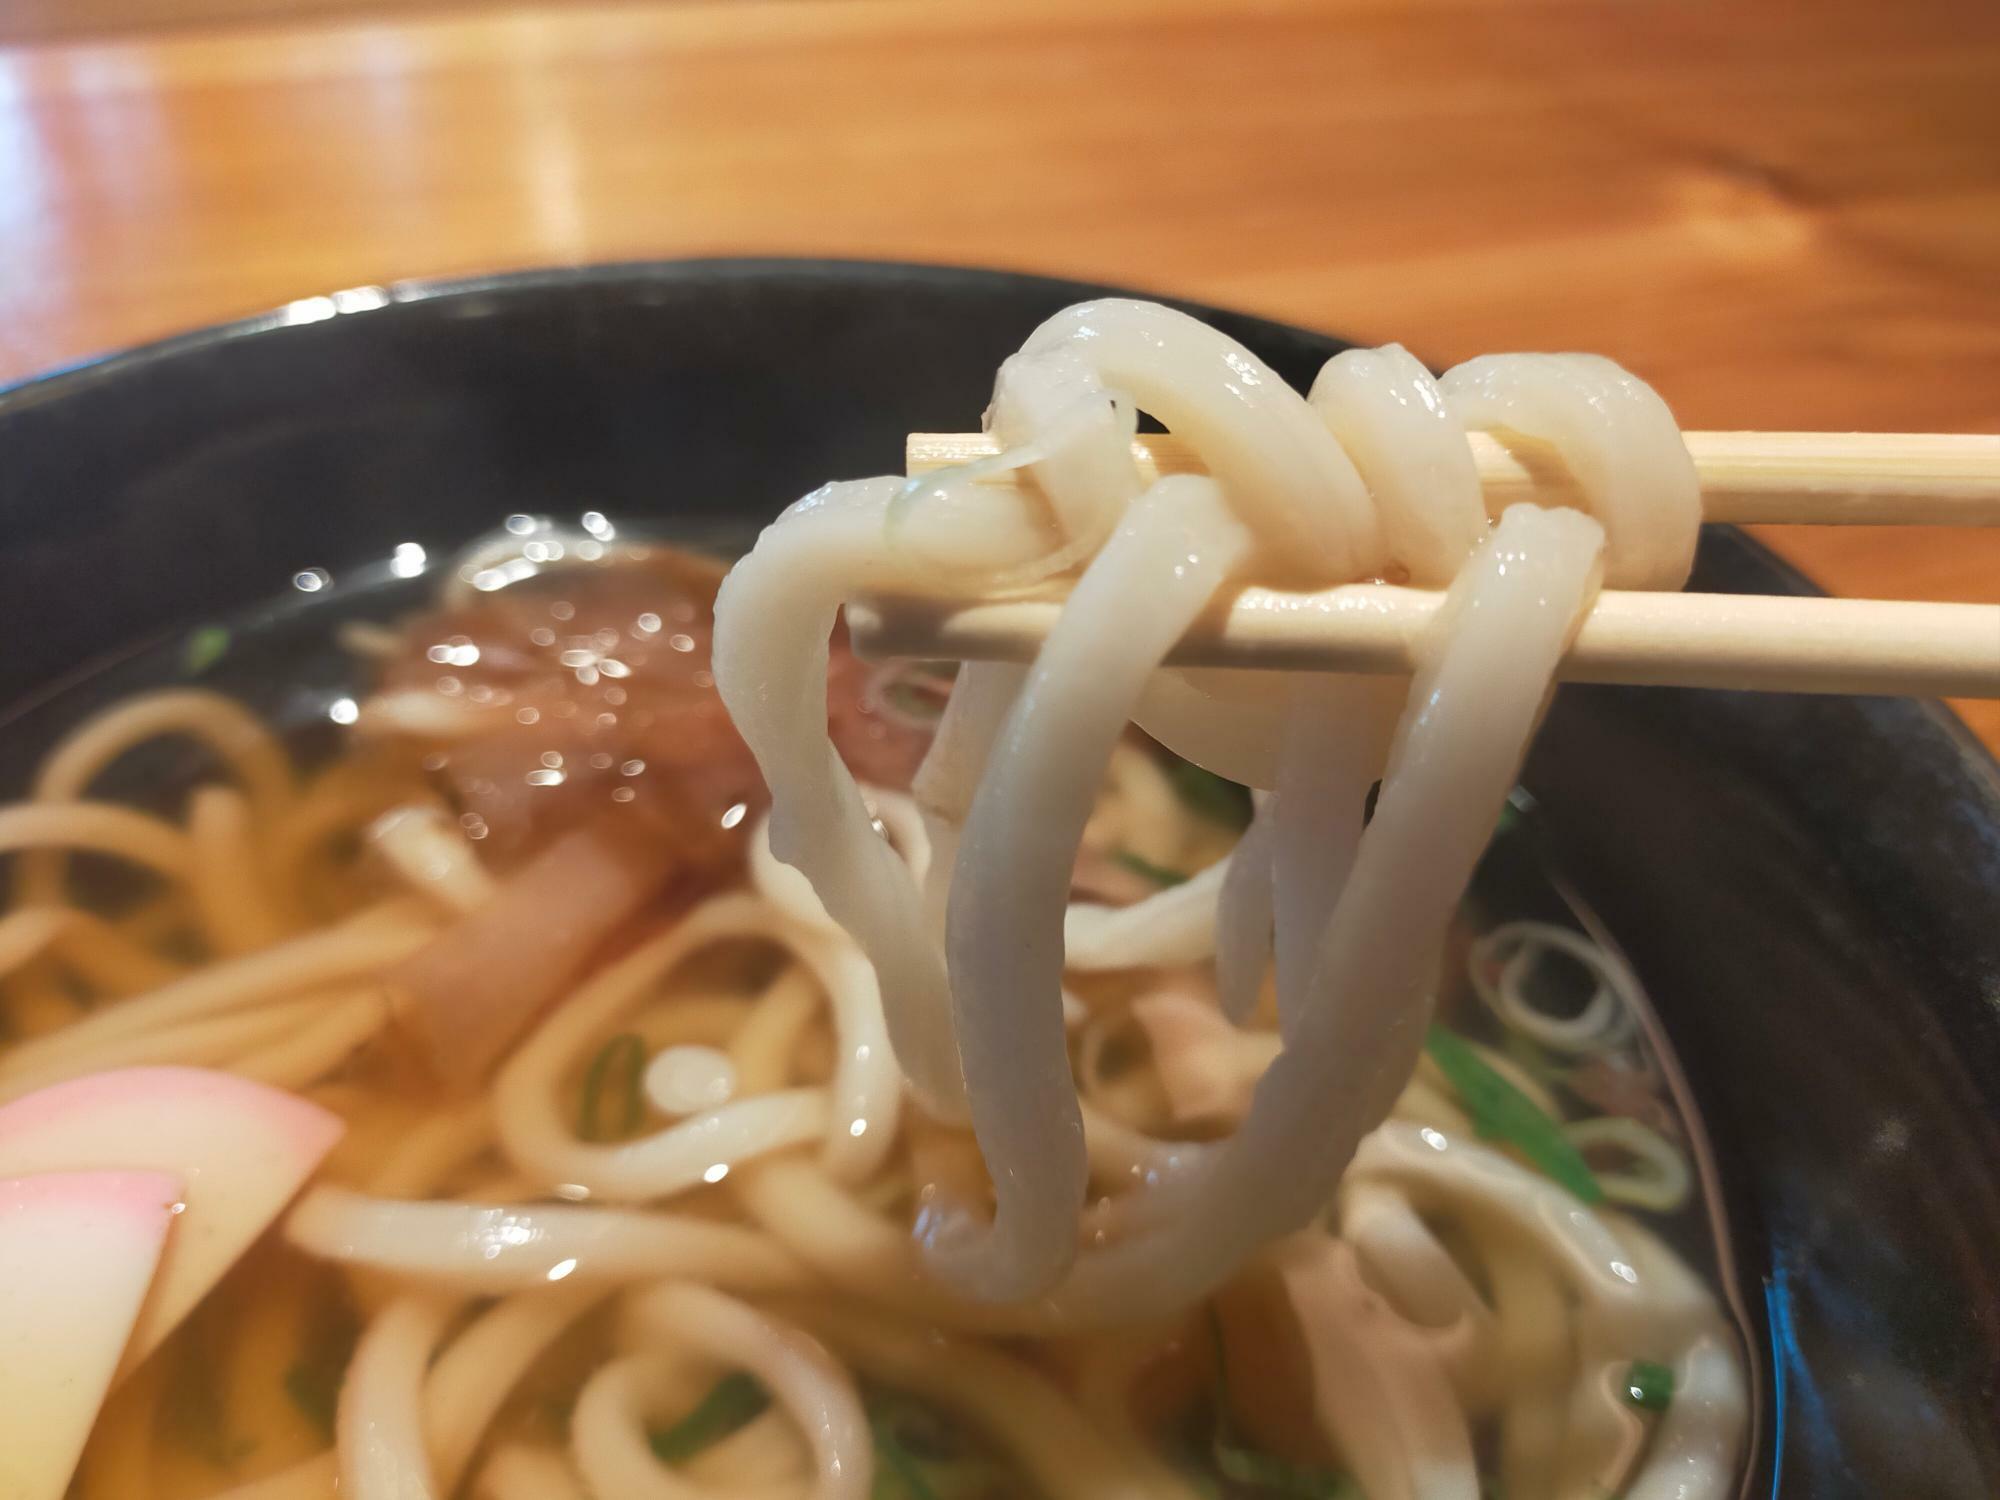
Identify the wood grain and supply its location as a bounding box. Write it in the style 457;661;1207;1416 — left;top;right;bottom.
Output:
2;0;510;45
1;0;1996;740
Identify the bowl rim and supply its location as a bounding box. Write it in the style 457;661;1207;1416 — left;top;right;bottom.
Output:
3;253;1997;1494
5;252;1993;756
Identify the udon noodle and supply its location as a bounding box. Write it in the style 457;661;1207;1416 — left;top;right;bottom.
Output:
0;300;1745;1500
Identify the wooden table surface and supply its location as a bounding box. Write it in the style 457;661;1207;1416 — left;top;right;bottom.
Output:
3;0;1997;740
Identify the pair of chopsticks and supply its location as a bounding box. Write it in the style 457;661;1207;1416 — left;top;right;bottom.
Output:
843;432;2000;698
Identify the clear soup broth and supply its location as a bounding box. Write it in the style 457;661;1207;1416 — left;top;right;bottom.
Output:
0;522;1755;1500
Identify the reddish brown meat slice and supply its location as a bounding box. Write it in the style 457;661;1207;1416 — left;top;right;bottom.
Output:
370;547;932;865
370;546;935;1082
387;812;690;1086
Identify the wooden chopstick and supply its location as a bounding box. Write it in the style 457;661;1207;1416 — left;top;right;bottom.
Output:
869;429;2000;698
908;431;2000;526
846;586;2000;697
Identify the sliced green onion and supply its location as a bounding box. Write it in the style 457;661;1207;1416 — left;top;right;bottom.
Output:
1622;1359;1676;1413
866;1387;1014;1500
883;683;947;722
282;1363;340;1442
1213;1440;1357;1498
866;1388;961;1463
165;1306;256;1467
1207;1310;1356;1498
650;1372;769;1463
1169;1446;1225;1500
1424;1026;1603;1204
873;1420;946;1500
1113;849;1189;887
876;662;958;724
579;1032;647;1142
1166;758;1254;830
282;1299;360;1441
184;625;231;675
1561;1115;1692;1213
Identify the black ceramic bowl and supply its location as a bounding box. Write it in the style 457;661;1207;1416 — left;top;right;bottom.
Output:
2;260;1995;1496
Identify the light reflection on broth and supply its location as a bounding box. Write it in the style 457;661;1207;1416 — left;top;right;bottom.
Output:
0;533;1752;1500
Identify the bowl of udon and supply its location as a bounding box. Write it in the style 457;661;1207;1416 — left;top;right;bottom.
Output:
0;259;1994;1500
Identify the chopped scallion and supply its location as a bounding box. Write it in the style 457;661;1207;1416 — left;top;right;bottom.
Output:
282;1365;339;1441
1424;1027;1603;1204
650;1371;769;1463
883;682;948;721
165;1304;257;1467
579;1032;647;1142
1113;849;1190;887
1166;758;1254;830
1213;1440;1357;1498
1497;787;1535;835
1207;1310;1356;1498
865;1387;1015;1500
1622;1359;1676;1413
184;625;231;675
283;1298;361;1441
873;1419;946;1500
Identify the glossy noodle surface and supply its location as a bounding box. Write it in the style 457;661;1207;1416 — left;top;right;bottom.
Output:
0;303;1748;1500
